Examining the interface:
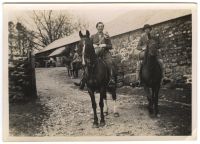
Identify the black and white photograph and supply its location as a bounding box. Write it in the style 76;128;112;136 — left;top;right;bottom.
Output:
3;3;197;141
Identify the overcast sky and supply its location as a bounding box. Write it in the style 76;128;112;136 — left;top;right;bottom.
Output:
6;3;193;33
7;4;136;30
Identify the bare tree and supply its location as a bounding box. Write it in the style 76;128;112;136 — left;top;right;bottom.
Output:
8;21;16;60
31;10;89;47
8;21;40;59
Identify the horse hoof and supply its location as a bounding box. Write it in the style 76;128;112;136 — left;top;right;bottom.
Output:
156;114;161;118
92;123;99;128
154;113;160;118
114;112;119;117
104;112;109;116
99;121;105;127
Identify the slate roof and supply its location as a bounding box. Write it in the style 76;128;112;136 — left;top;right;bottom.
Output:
48;47;66;57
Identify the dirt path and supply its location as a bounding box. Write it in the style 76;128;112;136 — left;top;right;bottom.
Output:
9;67;191;136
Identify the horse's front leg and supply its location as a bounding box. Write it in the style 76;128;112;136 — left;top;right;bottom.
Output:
88;89;98;128
154;85;160;116
104;95;108;116
99;88;106;127
144;86;153;114
67;67;70;77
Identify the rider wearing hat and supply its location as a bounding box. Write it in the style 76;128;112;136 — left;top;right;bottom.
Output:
134;24;164;86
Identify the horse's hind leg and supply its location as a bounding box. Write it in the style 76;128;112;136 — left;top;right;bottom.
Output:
88;89;98;128
111;90;119;117
99;88;106;127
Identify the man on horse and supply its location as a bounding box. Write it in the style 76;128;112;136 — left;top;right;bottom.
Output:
134;24;164;86
70;47;81;71
77;22;116;89
90;22;116;87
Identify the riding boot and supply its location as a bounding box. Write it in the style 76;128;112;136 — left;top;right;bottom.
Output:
158;59;165;85
139;67;144;87
108;68;116;88
131;61;142;87
79;77;86;90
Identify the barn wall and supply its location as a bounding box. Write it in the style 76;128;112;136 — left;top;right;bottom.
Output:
110;15;192;85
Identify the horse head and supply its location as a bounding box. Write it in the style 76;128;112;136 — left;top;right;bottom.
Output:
78;30;96;67
144;38;159;64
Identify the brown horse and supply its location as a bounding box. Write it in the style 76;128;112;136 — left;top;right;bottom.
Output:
78;30;119;128
140;38;162;116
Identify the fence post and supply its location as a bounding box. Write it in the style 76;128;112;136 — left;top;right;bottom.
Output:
28;51;37;99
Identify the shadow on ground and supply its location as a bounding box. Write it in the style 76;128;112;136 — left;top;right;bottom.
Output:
9;98;52;136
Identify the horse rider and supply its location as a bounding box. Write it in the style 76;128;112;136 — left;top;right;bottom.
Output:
90;22;116;87
70;46;80;71
78;22;116;89
134;24;164;86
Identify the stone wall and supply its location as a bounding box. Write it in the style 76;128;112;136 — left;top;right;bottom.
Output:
9;52;37;103
110;15;192;86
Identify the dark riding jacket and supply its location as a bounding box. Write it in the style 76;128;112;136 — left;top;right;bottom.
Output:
90;32;113;65
90;32;112;50
91;32;114;68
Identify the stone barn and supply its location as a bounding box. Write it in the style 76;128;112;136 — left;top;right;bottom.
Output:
35;34;79;67
107;10;192;86
35;10;192;87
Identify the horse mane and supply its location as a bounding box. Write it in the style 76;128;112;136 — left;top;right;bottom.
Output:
84;38;98;65
143;38;159;68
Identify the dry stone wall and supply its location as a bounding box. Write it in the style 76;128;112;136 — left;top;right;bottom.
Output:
110;15;192;87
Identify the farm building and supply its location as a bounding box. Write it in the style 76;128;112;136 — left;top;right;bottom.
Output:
35;9;192;85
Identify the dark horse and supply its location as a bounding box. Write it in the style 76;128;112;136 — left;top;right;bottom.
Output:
79;30;119;128
63;55;82;78
71;61;82;78
62;55;73;77
140;38;162;116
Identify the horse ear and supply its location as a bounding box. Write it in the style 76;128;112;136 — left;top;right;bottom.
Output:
79;31;83;38
86;30;90;38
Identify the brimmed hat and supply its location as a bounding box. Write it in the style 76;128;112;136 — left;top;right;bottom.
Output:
143;24;152;31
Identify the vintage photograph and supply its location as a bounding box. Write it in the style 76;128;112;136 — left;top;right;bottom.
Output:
3;3;196;140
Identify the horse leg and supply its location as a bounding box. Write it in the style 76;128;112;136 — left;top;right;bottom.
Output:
104;94;109;116
88;89;98;128
70;64;73;78
154;85;160;116
75;63;78;78
99;88;106;127
151;87;155;114
111;89;119;117
76;69;79;78
67;67;70;77
144;86;153;114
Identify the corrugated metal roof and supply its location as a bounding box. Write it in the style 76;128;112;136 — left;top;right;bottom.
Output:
48;47;66;57
36;9;191;54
